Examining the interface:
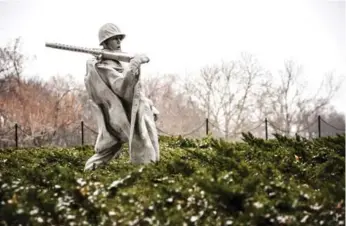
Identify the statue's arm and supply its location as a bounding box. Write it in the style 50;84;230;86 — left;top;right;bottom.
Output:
123;54;149;82
118;54;150;100
94;55;149;101
93;65;135;102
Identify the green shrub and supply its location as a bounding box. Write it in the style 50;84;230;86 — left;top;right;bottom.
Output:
0;134;344;225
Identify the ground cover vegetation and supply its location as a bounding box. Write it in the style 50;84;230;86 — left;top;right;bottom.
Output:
0;133;344;225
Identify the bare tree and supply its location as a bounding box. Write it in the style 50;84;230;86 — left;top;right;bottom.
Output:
258;59;344;136
0;38;87;147
183;53;268;139
0;37;24;82
0;37;26;129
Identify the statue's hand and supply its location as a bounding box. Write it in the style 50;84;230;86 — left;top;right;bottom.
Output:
96;54;103;62
134;54;150;64
130;54;150;69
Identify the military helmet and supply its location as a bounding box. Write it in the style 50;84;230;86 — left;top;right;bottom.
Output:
98;23;125;45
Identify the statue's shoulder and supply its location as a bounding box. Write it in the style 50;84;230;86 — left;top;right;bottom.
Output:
86;58;98;65
96;59;124;72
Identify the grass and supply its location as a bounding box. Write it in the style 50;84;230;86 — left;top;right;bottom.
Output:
0;133;344;226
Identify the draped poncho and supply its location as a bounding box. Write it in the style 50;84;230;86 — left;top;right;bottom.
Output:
83;58;160;171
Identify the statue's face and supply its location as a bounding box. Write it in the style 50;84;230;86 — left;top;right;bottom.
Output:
106;35;122;51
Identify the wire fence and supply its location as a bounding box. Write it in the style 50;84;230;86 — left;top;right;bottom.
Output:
0;115;344;149
157;115;344;140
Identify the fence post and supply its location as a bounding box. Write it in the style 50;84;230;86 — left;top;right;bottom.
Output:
206;118;209;135
265;118;268;140
15;123;18;148
318;115;321;138
81;121;84;146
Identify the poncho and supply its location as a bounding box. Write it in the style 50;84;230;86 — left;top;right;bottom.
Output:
83;58;160;171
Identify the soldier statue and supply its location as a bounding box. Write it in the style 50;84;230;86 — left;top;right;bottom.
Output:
83;23;160;171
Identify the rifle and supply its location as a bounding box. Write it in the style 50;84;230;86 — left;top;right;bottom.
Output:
45;42;136;63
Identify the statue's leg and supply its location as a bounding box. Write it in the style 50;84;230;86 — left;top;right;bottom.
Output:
84;101;124;171
90;101;119;150
129;99;160;164
84;142;123;171
145;116;160;161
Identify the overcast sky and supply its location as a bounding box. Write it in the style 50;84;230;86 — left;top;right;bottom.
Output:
0;0;345;112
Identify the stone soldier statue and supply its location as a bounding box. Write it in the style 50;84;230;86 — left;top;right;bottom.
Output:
83;23;160;171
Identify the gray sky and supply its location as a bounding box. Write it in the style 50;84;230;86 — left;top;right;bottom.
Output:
0;0;345;112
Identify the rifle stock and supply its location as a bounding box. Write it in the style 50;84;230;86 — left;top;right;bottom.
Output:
45;42;135;63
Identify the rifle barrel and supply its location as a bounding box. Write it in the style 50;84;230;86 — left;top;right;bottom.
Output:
45;42;101;55
45;42;135;62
